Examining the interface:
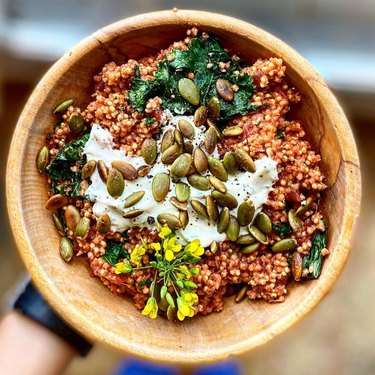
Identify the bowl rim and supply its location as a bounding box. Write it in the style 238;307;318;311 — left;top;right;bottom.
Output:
6;9;361;364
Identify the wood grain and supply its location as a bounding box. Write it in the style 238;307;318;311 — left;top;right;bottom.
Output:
6;10;361;364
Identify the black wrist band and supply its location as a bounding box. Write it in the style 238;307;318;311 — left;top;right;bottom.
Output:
13;281;93;356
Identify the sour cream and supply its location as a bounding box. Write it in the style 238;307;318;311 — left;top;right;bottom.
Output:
83;118;278;247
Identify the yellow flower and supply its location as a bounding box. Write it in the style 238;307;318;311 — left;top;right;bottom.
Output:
141;297;158;319
181;289;198;304
114;260;132;274
130;245;146;266
163;236;182;262
185;239;204;257
176;265;191;280
157;223;172;239
150;242;161;251
176;296;195;321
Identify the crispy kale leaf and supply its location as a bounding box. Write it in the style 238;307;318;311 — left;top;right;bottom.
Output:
302;231;327;279
102;241;129;266
272;223;292;237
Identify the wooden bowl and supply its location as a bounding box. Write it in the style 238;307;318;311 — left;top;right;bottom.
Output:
6;10;361;364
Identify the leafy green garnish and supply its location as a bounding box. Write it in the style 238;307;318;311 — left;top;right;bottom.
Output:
272;223;292;237
102;241;129;266
302;231;327;279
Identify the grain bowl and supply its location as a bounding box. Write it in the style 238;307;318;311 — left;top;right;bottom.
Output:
6;10;360;364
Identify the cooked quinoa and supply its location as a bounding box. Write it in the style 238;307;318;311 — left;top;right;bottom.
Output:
40;28;328;320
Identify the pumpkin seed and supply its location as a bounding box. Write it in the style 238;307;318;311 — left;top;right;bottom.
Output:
271;238;297;252
236;234;256;245
292;252;303;281
207;119;223;140
68;113;84;134
223;152;238;174
217;207;230;234
170;196;187;211
60;237;73;262
237;200;255;226
216;79;234;101
211;190;238;210
204;127;217;154
208;176;227;193
191;200;208;218
208;156;228;181
152;173;170;202
206;195;219;222
174;128;184;146
161;128;175;152
161;144;182;164
226;215;240;241
157;213;182;231
167;306;177;322
178;78;200;106
45;194;68;210
81;160;96;180
52;213;65;235
64;205;81;231
186;162;197;176
254;212;272;234
106;168;125;198
288;209;303;230
222;126;243;137
179;210;189;229
137;165;151;177
235;285;248;302
124;191;145;208
187;174;211;191
170;153;192;178
98;160;108;182
248;225;268;245
158;297;169;312
96;213;111;234
234;148;256;173
194;106;207;126
241;242;260;254
76;217;91;239
111;160;137;181
207;97;221;119
123;209;144;219
141;138;157;165
178;119;195;139
210;240;219;254
296;196;314;217
175;182;190;202
183;141;193;154
53;98;74;114
193;147;208;174
36;145;49;174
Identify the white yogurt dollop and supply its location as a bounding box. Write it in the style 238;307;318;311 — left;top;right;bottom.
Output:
83;119;278;247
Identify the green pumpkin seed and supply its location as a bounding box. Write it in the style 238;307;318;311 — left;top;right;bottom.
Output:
235;285;248;302
207;119;223;140
254;212;272;234
170;153;192;178
206;195;219;222
210;240;219;254
64;205;81;231
161;128;175;153
106;168;125;198
141;138;157;165
193;147;208;175
174;128;184;146
207;97;221;119
211;190;238;210
158;297;169;312
179;210;189;229
271;238;297;252
222;126;243;137
52;213;65;235
152;173;170;202
123;209;144;219
296;196;314;217
137;165;151;177
234;148;256;173
223;152;238;175
81;160;96;180
186;163;198;176
248;225;268;245
237;200;255;226
68;113;84;134
170;196;187;211
236;234;256;245
288;209;303;230
292;251;303;281
167;306;177;322
161;144;182;165
204;127;217;154
45;194;68;210
178;120;195;140
178;78;200;106
96;213;111;234
216;79;234;101
112;160;137;181
53;98;74;114
183;141;193;154
36;145;49;174
226;215;240;241
60;237;73;262
175;182;190;202
98;160;108;182
194;106;207;126
208;176;227;193
76;217;91;239
157;213;182;231
241;242;260;254
191;200;208;218
124;191;145;208
208;156;228;181
187;174;211;191
217;207;230;234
